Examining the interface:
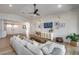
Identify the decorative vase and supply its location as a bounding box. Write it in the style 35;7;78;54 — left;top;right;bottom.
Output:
70;41;77;47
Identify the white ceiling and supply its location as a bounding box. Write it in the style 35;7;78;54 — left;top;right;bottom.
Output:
4;20;26;25
0;4;79;18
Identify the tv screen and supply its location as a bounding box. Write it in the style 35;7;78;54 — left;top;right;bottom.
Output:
44;22;53;28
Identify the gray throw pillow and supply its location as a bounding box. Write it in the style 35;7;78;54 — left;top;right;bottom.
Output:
50;48;62;55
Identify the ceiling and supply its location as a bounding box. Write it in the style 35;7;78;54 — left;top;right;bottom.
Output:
0;4;79;18
4;20;26;25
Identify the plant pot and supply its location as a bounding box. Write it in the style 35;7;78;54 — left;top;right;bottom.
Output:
70;41;77;47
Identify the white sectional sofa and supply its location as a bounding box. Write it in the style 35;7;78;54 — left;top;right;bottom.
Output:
10;36;43;55
10;36;66;55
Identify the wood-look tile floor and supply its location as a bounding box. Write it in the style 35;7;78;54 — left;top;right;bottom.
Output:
59;42;79;55
0;35;16;55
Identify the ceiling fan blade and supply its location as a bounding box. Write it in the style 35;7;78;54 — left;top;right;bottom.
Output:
34;9;38;14
28;4;40;16
36;13;40;16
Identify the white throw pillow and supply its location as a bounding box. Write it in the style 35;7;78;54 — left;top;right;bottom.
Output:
32;40;39;46
25;42;43;55
41;43;55;55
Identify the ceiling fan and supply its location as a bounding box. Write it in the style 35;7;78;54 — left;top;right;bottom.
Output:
28;4;40;16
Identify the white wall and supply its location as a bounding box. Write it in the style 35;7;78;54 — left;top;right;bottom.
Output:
0;9;79;40
0;19;3;38
31;8;79;42
0;18;5;38
0;13;31;37
0;13;28;23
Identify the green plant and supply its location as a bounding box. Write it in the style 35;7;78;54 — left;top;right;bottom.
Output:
66;33;79;42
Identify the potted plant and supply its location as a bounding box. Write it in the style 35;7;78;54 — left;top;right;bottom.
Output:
66;33;79;47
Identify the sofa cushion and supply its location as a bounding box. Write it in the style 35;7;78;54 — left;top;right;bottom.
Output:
25;38;33;44
32;40;39;46
41;42;66;55
38;41;52;48
11;37;33;55
25;41;43;55
15;36;33;46
15;36;26;45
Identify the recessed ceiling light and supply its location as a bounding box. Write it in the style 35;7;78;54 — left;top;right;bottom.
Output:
9;4;12;7
58;4;62;8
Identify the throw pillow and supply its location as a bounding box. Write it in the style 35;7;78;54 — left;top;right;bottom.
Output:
41;43;55;55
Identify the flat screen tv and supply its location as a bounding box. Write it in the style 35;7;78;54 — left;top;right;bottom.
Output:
44;22;53;28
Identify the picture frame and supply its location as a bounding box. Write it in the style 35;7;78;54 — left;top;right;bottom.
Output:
54;22;65;29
